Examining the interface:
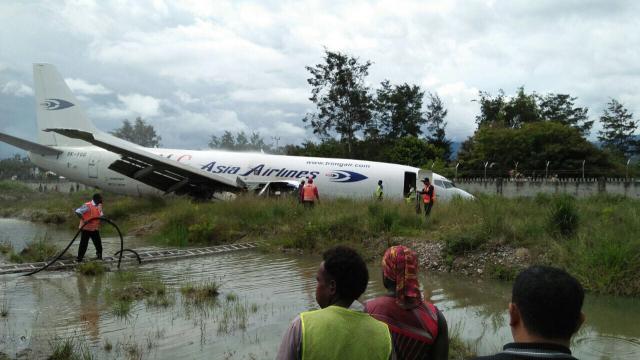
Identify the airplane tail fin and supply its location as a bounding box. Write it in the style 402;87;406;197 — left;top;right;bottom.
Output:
33;63;97;147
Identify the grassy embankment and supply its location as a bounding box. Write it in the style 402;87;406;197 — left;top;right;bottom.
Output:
1;180;639;296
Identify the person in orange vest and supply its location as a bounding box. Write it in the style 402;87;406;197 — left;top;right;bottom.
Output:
302;176;320;208
419;177;435;217
74;193;104;262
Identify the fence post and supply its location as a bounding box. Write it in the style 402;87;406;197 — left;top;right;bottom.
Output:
597;177;606;193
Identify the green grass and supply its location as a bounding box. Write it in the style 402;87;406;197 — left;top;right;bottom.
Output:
77;261;107;276
180;281;221;303
0;241;12;254
48;337;94;360
106;270;169;316
1;300;8;317
6;234;59;263
0;180;33;194
2;187;640;296
448;323;476;359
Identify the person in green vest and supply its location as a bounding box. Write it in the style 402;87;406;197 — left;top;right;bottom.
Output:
375;180;384;200
405;185;416;205
277;246;393;360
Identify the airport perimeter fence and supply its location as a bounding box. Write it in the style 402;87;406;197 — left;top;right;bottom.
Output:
455;177;640;198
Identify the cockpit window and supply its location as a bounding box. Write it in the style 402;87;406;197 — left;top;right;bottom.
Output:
434;180;445;188
443;181;455;189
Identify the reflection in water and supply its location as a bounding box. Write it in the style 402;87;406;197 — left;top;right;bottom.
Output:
0;224;639;359
77;275;102;340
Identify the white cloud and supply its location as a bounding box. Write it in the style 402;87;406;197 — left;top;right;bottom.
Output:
65;78;112;95
271;121;306;137
1;80;33;97
117;93;161;118
435;82;480;141
2;0;640;157
89;18;288;86
229;87;309;105
174;90;199;104
157;109;248;149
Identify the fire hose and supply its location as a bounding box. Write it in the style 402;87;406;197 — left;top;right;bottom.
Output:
22;216;140;276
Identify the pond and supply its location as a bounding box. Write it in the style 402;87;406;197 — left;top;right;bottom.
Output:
0;219;639;359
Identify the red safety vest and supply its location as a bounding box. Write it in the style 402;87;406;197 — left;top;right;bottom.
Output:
422;185;435;204
79;201;102;231
303;183;317;202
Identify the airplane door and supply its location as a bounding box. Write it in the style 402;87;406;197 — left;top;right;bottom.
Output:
403;171;416;196
88;158;98;179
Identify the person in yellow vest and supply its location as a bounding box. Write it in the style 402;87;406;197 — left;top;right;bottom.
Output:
375;180;384;200
74;193;104;262
419;177;435;218
277;246;393;360
405;185;416;205
302;177;320;208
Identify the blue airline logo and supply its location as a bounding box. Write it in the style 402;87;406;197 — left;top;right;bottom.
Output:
327;170;368;183
200;161;367;182
41;98;75;111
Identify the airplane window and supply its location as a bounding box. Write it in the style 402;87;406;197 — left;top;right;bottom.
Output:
443;181;455;189
434;180;445;187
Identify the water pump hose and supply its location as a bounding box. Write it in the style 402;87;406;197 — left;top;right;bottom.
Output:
22;216;140;276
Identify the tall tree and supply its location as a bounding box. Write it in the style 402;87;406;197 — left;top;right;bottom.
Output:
235;131;249;150
475;87;540;128
475;90;507;127
502;87;539;128
110;117;161;147
303;49;373;155
424;92;452;160
208;131;270;152
598;99;638;156
458;121;617;177
538;93;593;136
374;80;426;138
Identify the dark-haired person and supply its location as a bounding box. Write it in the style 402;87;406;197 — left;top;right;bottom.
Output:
419;178;434;217
365;246;448;360
376;180;384;200
277;246;393;360
471;265;585;360
74;193;104;262
298;179;306;204
301;176;320;208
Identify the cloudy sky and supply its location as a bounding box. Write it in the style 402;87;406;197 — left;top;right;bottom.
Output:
1;0;639;158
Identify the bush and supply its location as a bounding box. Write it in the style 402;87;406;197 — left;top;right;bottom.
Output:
180;282;220;303
443;226;487;256
487;263;518;281
77;261;107;276
7;236;59;263
548;195;579;238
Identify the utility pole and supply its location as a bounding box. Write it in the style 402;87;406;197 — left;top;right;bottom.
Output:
582;160;585;180
272;136;281;152
455;162;460;180
626;159;631;180
545;161;550;179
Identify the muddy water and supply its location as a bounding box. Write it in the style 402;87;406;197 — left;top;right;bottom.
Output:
1;219;639;359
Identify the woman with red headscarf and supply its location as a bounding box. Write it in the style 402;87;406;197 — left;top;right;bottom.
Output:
364;245;449;360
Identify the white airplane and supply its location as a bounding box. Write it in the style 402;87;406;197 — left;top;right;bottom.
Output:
0;64;474;201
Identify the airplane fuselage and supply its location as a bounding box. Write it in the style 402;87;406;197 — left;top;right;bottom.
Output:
29;146;426;199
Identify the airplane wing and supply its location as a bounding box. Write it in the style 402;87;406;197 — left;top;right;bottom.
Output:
45;128;238;198
0;132;62;156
